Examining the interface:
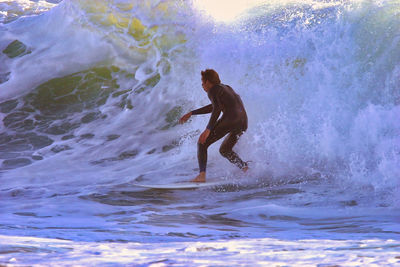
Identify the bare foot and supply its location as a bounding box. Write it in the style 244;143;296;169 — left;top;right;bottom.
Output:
242;161;251;173
190;172;206;183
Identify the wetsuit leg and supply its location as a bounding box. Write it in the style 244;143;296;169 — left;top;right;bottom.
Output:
197;121;231;172
198;120;247;172
219;131;248;170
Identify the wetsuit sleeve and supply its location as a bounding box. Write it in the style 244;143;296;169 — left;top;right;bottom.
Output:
191;104;212;115
206;88;222;131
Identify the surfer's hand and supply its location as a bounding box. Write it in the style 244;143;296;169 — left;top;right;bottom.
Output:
198;129;210;144
179;112;192;124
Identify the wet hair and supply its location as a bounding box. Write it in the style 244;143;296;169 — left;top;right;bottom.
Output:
201;69;221;85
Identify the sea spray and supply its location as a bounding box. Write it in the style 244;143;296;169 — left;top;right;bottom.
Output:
0;0;399;205
184;0;400;206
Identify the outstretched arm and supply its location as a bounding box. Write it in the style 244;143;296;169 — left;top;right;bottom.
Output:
191;104;212;115
179;104;212;124
179;111;192;124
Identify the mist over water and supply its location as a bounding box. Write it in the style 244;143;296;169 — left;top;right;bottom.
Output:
0;0;399;265
191;0;400;206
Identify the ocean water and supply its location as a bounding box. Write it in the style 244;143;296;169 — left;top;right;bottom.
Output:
0;0;399;265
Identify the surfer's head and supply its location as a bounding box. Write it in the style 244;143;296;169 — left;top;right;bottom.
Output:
201;69;220;92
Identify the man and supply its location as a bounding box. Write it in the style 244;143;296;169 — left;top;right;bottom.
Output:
179;69;248;182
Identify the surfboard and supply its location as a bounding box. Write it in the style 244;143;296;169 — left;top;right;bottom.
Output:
132;181;223;189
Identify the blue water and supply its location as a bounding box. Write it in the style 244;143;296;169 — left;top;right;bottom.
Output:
0;0;399;265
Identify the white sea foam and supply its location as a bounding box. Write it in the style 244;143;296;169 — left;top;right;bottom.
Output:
0;234;399;266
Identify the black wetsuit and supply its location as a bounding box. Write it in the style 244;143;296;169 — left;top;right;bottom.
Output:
191;84;248;172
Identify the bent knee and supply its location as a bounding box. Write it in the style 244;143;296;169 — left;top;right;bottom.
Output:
198;142;208;150
219;147;230;157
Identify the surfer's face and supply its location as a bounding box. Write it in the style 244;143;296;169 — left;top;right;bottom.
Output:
202;78;212;92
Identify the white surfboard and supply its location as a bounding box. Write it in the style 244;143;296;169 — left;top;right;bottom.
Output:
132;181;223;189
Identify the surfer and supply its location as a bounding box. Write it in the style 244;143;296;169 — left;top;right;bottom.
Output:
179;69;248;182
